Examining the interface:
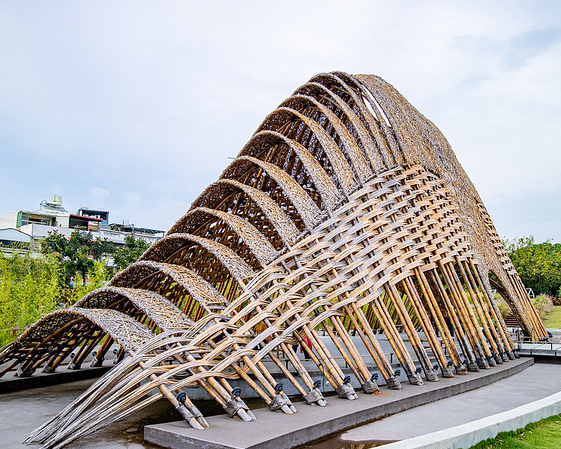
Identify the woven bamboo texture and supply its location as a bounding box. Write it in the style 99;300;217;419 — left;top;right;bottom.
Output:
0;72;547;449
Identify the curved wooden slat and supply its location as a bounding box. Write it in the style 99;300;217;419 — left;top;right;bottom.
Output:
111;261;229;311
141;233;255;281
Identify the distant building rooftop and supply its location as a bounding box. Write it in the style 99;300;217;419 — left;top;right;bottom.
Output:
0;228;32;246
0;195;164;247
108;223;164;236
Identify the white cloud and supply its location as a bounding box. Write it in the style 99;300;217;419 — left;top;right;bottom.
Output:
0;0;560;242
89;186;111;199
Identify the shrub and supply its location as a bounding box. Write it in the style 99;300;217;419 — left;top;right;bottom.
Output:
0;252;62;347
494;294;512;318
532;294;555;319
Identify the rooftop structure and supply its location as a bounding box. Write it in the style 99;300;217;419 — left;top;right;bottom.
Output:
0;196;164;248
0;228;31;247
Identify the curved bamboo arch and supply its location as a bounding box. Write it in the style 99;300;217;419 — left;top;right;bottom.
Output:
110;261;229;312
241;130;344;211
141;233;255;281
280;95;373;184
310;72;397;169
260;107;360;196
295;80;387;173
224;155;323;229
172;207;278;266
9;308;154;359
214;179;301;246
75;286;194;331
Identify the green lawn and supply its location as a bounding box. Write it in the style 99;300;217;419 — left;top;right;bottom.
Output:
469;414;561;448
542;305;561;329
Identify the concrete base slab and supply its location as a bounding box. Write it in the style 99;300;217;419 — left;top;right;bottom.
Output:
0;365;111;394
145;358;532;449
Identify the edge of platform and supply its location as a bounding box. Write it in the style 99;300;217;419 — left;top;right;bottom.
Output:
381;384;561;449
145;358;533;449
0;365;112;394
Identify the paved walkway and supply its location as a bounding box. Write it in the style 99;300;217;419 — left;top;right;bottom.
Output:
0;378;169;448
329;362;561;447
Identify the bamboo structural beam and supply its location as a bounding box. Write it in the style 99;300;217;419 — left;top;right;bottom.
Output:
0;72;547;449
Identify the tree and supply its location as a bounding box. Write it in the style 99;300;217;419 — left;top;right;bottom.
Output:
91;238;115;260
40;230;68;255
114;234;150;271
40;230;115;286
504;236;561;297
71;246;94;286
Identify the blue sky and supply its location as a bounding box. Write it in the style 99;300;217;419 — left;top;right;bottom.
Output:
1;0;560;242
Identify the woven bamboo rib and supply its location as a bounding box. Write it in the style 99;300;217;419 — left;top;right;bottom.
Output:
0;72;547;448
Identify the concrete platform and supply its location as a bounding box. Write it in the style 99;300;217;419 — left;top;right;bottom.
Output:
0;365;111;394
518;341;561;362
145;358;532;449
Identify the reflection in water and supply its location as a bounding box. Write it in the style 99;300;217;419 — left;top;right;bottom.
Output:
300;434;397;449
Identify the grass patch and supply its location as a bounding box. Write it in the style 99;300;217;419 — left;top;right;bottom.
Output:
469;413;561;448
542;305;561;329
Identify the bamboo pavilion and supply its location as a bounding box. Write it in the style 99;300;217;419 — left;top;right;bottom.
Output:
0;72;546;449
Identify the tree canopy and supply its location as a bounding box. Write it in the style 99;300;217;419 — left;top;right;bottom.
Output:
41;230;114;285
113;234;150;271
1;231;152;345
40;230;151;284
504;236;561;297
0;251;61;346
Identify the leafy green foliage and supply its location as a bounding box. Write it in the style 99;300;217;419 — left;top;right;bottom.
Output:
0;229;121;346
504;236;561;297
66;260;111;304
0;252;61;346
532;294;554;319
0;230;149;346
41;230;115;285
91;238;115;261
0;251;112;346
113;234;150;271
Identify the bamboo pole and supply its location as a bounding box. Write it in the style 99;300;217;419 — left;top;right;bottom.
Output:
385;283;438;381
468;259;514;356
130;349;206;430
455;259;499;365
401;277;451;376
427;269;478;369
414;268;463;372
238;280;327;401
457;259;503;363
440;262;491;367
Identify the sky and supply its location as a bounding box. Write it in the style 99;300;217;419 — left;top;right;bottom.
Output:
0;0;560;242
